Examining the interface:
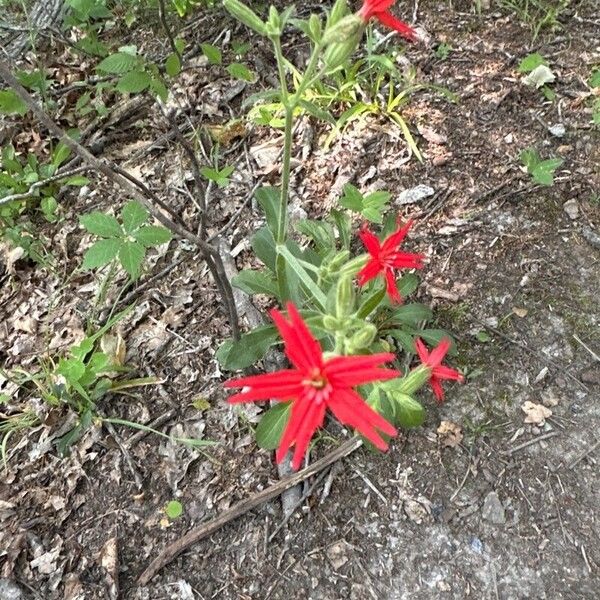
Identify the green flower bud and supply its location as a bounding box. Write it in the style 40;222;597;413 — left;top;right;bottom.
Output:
347;323;377;352
327;249;350;272
266;5;281;36
335;275;355;318
308;14;322;42
322;13;362;46
223;0;268;36
396;365;431;395
339;253;369;277
323;315;342;331
329;0;349;26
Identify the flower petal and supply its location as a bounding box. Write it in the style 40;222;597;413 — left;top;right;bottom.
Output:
324;352;396;376
381;220;413;254
224;370;303;389
227;382;304;404
358;227;381;257
429;375;445;402
414;338;430;364
385;268;402;303
290;401;326;471
276;394;313;463
433;365;464;382
388;250;424;269
357;258;383;287
427;338;451;368
374;10;417;41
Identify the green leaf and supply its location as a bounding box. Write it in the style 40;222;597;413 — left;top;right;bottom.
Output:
52;142;71;168
232;269;279;297
590;70;600;88
200;165;234;188
476;330;490;343
397;273;420;298
82;239;121;270
165;53;181;77
255;186;280;236
0;90;28;116
118;241;145;279
121;200;149;233
356;288;386;319
115;70;151;93
201;43;222;65
97;52;139;74
339;184;390;223
226;62;256;82
165;500;183;519
298;99;335;124
80;212;122;237
65;175;90;186
388;303;433;326
330;209;351;250
216;326;279;370
295;219;336;256
518;53;547;73
149;77;169;102
277;244;327;309
386;329;415;354
339;183;363;212
56;357;85;383
251;226;277;271
133;225;172;247
255;402;291;449
390;393;426;428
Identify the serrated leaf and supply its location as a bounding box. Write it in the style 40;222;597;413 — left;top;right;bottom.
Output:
216;326;279;370
97;52;139;74
523;65;555;89
118;241;145;278
115;70;151;93
121;200;149;233
226;62;255;82
80;212;122;237
201;43;222;65
133;225;172;247
255;402;291;450
82;238;121;269
165;500;183;519
0;90;28;116
165;53;181;77
149;77;169;102
232;269;279;297
518;53;547;73
390;393;426;428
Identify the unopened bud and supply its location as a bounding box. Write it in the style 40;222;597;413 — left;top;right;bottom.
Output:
397;365;431;395
223;0;268;36
335;275;355;318
329;0;349;26
348;323;377;352
308;14;322;42
323;315;342;331
339;253;368;277
266;5;281;36
322;13;362;46
327;249;350;272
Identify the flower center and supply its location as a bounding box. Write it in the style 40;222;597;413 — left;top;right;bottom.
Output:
303;369;332;403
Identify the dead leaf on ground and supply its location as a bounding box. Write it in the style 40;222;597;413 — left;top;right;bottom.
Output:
512;307;528;318
522;401;552;424
437;420;464;447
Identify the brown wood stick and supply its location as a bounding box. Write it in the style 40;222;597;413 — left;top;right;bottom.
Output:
137;437;362;585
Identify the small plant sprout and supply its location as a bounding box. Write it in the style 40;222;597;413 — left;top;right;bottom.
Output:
520;148;563;186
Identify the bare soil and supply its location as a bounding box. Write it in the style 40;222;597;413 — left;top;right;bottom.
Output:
1;1;599;599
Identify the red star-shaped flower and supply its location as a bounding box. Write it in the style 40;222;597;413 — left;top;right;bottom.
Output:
358;0;417;42
225;303;399;470
357;219;424;303
415;338;464;402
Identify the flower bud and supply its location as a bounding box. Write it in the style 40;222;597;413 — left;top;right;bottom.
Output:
347;323;377;352
266;5;281;36
339;253;368;277
329;0;349;26
322;13;362;46
327;249;350;272
323;315;342;331
335;275;355;318
223;0;268;36
397;365;431;395
308;14;322;42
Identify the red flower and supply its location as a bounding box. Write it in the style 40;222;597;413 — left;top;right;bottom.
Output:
225;303;399;470
358;0;417;42
415;338;464;402
357;219;424;303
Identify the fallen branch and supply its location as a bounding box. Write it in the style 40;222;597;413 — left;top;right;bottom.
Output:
137;436;362;585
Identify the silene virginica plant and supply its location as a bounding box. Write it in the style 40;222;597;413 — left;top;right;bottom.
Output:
220;0;465;470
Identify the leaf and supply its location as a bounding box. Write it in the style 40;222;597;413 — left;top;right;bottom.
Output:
357;288;386;319
388;303;433;326
518;52;547;73
56;358;86;383
226;63;255;82
165;500;183;519
523;65;555;89
396;273;420;298
521;401;552;425
295;219;336;255
149;77;169;102
232;269;279;297
255;402;291;449
200;165;234;187
115;70;151;93
390;393;426;428
216;326;279;370
0;90;28;116
339;183;364;212
338;184;390;223
297;99;335;124
590;70;600;88
65;175;90;186
251;226;277;271
201;43;222;65
80;212;122;237
387;329;415;354
82;239;121;270
133;225;172;247
118;241;145;279
97;52;139;74
255;186;280;236
165;53;181;77
121;200;149;233
437;420;463;447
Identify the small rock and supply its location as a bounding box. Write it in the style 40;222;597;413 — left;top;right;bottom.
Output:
0;580;24;600
581;367;600;385
326;541;349;570
563;199;579;220
549;123;566;138
556;144;572;155
432;153;452;167
396;184;435;205
470;537;484;554
504;133;513;144
481;491;506;525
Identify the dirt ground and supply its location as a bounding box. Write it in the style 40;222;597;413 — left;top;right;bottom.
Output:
1;1;599;599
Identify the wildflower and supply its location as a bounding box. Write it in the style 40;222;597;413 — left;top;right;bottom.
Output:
225;303;399;470
357;220;424;303
358;0;417;41
415;338;464;402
